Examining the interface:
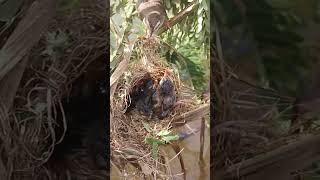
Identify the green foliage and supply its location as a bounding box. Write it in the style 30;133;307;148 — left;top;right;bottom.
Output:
57;0;80;11
0;0;22;22
215;0;313;96
110;0;210;93
143;122;152;133
163;0;210;92
42;30;70;57
164;0;209;50
245;0;308;95
176;39;208;92
143;122;179;159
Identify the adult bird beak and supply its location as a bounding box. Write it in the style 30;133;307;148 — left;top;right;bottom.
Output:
147;20;161;38
148;28;154;38
143;18;153;38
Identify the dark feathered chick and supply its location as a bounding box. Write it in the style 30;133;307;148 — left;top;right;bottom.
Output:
162;95;176;110
159;76;174;95
136;79;156;115
150;71;176;119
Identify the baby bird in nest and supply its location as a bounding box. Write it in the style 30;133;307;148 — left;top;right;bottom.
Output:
136;0;169;38
136;79;156;115
133;72;176;119
152;71;176;119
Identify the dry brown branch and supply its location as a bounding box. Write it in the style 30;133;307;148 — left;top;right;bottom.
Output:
215;134;320;180
0;57;28;112
172;104;210;127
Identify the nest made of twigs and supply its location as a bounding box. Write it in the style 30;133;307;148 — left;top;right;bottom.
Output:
111;38;209;179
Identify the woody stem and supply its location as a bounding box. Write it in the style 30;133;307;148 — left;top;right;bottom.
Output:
157;0;198;35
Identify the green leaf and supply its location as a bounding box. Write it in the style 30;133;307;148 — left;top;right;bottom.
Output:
142;122;152;133
42;30;70;56
46;31;69;47
162;135;179;143
144;137;164;145
157;130;171;136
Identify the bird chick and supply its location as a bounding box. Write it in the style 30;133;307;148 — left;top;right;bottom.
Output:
162;94;176;110
136;79;156;115
151;89;162;112
159;71;174;95
136;0;167;37
150;72;176;119
158;95;176;119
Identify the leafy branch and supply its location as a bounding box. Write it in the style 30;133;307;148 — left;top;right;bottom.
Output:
143;122;179;159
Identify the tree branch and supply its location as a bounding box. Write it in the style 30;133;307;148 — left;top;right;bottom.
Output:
158;0;198;35
215;134;320;180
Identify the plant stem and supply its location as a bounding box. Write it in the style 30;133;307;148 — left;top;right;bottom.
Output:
158;0;198;35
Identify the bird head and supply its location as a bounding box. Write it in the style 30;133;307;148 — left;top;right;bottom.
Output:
159;74;174;95
144;11;164;37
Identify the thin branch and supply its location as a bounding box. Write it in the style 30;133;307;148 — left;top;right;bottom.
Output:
158;0;198;35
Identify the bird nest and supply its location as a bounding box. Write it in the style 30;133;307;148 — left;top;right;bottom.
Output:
0;1;107;179
111;37;209;178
